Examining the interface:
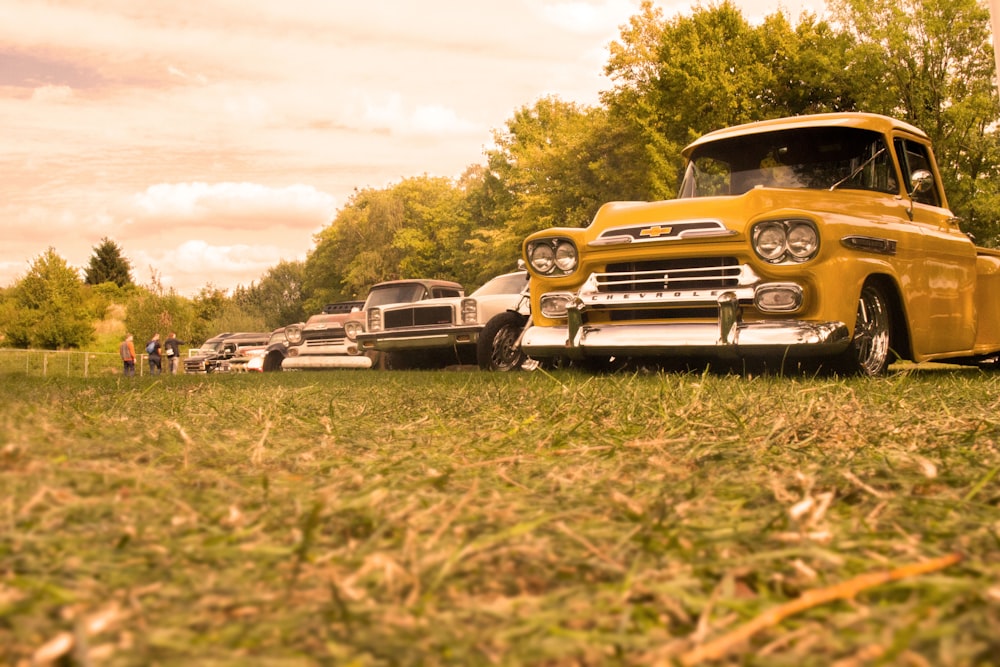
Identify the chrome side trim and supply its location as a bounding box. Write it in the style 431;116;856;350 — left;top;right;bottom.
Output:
841;235;897;256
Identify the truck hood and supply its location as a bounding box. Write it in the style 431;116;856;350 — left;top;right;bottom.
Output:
588;188;889;242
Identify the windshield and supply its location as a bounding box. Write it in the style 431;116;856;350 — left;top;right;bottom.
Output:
365;283;427;308
197;341;224;353
679;127;897;198
472;272;528;296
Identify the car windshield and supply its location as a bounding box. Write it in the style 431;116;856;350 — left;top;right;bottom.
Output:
365;284;427;308
679;126;898;198
472;272;528;296
197;341;224;353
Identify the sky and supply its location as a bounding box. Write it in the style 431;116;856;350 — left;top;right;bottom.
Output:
1;0;821;296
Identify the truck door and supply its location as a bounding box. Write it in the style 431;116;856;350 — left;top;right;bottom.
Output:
893;137;976;355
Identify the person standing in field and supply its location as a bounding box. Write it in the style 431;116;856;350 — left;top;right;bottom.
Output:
164;332;185;374
146;333;162;375
120;334;136;376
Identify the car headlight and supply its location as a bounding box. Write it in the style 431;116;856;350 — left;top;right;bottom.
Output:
527;238;578;276
367;308;382;333
786;222;820;260
285;324;303;344
344;320;364;341
461;298;477;325
751;219;819;263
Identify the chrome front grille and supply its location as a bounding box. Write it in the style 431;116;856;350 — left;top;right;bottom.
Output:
304;335;345;347
575;258;760;315
384;305;454;330
599;257;742;292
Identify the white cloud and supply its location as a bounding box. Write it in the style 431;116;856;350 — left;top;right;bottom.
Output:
536;0;640;35
30;85;74;102
134;239;304;292
128;182;336;230
361;93;480;135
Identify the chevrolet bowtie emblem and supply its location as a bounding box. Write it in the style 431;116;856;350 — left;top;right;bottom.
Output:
639;225;673;238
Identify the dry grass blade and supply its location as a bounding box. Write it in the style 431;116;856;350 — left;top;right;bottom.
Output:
678;553;963;666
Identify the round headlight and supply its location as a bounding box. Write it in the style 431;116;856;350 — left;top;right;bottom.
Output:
786;223;819;260
554;242;578;272
285;325;303;344
529;243;556;274
754;222;787;262
344;320;363;340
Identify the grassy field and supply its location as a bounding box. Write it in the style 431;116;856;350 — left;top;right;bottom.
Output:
1;367;998;666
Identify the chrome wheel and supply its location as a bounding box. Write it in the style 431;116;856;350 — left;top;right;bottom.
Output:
848;283;892;376
478;312;527;371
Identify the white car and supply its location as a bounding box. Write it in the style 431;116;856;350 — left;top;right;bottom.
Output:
354;271;530;370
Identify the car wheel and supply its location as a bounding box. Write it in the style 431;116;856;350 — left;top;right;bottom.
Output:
477;312;528;371
365;349;387;370
263;351;284;372
838;282;893;376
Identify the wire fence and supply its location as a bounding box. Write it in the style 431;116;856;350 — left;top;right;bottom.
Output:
0;349;162;378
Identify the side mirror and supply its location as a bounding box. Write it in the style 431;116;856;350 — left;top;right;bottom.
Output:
909;169;934;197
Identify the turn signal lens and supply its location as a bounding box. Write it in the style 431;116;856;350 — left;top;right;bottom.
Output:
539;292;575;318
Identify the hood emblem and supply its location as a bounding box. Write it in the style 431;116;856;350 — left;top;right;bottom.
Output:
639;225;673;238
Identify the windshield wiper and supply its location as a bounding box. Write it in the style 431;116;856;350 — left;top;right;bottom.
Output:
829;148;886;191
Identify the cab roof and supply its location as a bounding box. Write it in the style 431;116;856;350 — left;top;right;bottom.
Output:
683;113;929;158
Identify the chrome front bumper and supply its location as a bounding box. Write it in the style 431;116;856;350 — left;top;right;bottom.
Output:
521;291;851;360
280;355;373;370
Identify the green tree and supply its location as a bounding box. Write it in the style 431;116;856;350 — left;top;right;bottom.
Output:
303;176;480;313
829;0;1000;244
475;97;654;278
199;301;266;339
84;237;134;288
1;248;94;349
233;259;308;329
123;286;196;350
602;2;860;197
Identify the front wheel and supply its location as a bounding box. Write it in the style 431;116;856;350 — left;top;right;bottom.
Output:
837;282;893;376
477;312;528;371
262;351;285;372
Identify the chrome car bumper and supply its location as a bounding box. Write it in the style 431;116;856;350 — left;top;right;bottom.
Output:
522;291;851;360
280;355;372;370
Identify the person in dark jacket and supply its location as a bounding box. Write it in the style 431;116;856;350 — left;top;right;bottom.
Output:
163;332;186;374
146;333;162;375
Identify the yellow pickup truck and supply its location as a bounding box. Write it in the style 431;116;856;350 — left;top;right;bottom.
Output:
521;112;1000;375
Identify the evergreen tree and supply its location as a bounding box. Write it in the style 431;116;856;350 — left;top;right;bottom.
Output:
84;237;134;288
